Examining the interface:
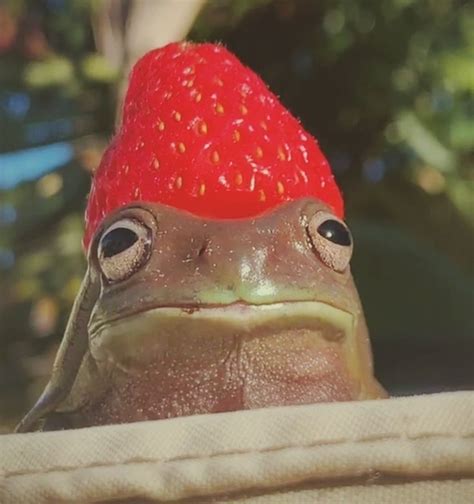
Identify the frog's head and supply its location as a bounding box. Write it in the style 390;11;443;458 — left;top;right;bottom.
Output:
17;197;384;434
66;197;384;426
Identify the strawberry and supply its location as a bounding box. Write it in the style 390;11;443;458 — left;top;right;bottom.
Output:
83;42;343;249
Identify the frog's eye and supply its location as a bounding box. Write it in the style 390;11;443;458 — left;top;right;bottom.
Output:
307;211;353;272
97;218;152;282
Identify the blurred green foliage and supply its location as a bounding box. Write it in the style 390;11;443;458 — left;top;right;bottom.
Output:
0;0;472;430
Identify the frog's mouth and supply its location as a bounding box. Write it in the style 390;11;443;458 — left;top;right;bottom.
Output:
90;301;353;356
89;301;363;395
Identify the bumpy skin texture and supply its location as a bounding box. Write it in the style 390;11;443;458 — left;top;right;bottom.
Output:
41;199;385;429
84;42;343;249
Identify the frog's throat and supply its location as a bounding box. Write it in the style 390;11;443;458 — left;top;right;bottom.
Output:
89;301;362;385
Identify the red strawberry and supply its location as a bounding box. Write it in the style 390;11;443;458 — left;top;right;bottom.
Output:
83;42;343;249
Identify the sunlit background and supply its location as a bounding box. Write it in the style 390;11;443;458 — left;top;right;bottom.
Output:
0;0;473;431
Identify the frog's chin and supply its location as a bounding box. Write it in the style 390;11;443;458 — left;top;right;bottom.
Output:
89;301;360;381
63;301;369;426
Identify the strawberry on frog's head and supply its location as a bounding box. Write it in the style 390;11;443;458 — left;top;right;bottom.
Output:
83;42;344;250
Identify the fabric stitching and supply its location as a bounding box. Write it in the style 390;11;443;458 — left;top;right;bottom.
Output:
3;432;474;479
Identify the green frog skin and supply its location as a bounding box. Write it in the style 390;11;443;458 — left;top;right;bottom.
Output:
16;198;386;432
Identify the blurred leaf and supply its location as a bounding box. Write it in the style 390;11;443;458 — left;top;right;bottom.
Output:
81;53;118;83
23;57;74;88
396;111;456;172
446;178;474;225
449;117;474;151
440;53;474;91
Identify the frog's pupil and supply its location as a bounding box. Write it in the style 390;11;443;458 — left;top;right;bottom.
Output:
317;220;352;246
101;228;138;257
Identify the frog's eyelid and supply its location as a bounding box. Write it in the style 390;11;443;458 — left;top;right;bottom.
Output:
103;218;146;236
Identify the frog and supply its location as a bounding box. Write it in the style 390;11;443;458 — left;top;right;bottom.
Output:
16;197;386;432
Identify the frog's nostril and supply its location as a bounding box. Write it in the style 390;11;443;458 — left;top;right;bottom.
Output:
198;241;208;257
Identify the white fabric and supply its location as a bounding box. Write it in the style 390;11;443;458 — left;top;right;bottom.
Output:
1;391;473;503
